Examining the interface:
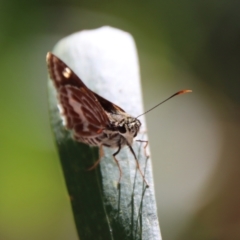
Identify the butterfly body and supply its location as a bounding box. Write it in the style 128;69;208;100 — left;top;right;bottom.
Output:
73;114;141;149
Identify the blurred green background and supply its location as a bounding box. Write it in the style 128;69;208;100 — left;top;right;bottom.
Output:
1;0;240;240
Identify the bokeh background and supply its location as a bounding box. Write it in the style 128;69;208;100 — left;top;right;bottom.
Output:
1;1;240;240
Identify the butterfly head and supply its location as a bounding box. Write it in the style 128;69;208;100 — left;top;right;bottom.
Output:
116;117;141;144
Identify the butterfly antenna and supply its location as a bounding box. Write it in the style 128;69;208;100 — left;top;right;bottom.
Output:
136;89;192;118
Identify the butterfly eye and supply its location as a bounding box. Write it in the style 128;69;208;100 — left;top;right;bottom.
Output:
118;125;126;134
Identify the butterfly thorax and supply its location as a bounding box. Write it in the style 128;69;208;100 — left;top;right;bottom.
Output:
106;114;141;147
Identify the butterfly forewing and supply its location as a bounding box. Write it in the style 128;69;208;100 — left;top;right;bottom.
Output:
47;52;110;137
60;86;111;136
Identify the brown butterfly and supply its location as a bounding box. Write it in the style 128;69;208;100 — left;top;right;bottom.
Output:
46;52;191;186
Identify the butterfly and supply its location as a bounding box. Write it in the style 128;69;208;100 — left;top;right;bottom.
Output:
46;52;191;186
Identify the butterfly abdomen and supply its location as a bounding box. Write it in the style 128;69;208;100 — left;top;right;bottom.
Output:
73;130;126;148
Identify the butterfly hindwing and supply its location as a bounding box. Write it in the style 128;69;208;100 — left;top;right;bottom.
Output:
91;91;125;115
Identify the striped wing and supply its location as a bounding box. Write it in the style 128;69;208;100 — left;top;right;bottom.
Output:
46;52;110;137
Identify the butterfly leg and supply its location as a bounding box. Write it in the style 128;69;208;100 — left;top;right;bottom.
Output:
112;145;122;185
87;145;104;171
128;144;149;187
136;140;149;159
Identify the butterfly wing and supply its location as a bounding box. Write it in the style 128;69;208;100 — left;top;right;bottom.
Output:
46;52;110;137
91;91;125;115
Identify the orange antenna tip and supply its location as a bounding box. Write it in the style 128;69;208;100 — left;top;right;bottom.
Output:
177;89;192;95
